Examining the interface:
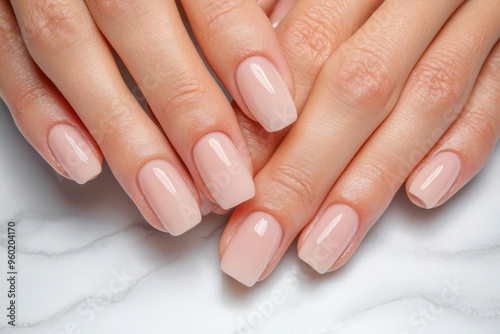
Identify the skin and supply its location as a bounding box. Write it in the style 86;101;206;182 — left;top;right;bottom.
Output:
0;0;289;231
219;0;500;284
0;0;498;285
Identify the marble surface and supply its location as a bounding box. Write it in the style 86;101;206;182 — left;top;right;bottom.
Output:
0;99;499;334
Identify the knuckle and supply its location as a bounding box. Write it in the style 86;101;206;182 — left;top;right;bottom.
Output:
21;0;90;50
198;0;245;31
334;44;394;108
359;160;400;194
95;98;138;145
463;108;498;145
11;82;47;119
268;162;316;208
410;52;464;106
281;0;342;69
156;76;207;119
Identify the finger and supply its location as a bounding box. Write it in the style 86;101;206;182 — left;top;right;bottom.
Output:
181;0;297;132
236;0;384;172
407;41;500;209
11;0;202;235
85;1;255;211
0;1;102;184
277;0;382;114
219;0;466;286
296;0;500;274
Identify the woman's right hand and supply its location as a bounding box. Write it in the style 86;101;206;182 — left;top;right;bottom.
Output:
0;0;296;235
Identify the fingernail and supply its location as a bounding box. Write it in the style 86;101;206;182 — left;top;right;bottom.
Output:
138;160;202;236
269;0;297;28
236;56;297;132
48;124;101;184
221;212;282;287
193;132;255;210
298;204;359;274
198;191;219;216
409;151;461;209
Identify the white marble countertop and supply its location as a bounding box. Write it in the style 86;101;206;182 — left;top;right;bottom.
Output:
0;98;499;333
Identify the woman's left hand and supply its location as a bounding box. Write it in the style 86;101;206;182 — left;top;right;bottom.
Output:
219;0;500;286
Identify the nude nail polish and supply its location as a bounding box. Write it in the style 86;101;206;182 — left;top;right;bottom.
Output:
221;212;282;287
236;56;297;132
138;160;201;236
198;191;219;216
193;132;255;210
269;0;298;27
298;204;359;274
409;151;462;209
48;124;101;184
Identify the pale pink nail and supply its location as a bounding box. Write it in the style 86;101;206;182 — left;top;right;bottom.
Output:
409;151;461;209
198;191;219;216
269;0;298;27
193;132;255;210
298;204;359;274
221;212;282;287
138;160;201;236
48;124;101;184
236;56;297;132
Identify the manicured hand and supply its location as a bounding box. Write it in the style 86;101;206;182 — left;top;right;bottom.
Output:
0;0;296;235
219;0;500;286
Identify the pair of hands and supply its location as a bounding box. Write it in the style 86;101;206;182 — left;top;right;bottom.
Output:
1;0;499;287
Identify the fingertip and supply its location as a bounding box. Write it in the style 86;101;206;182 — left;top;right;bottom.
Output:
297;204;359;275
406;190;431;209
138;160;203;236
48;124;102;185
235;56;298;132
193;132;256;210
220;211;282;287
406;151;462;210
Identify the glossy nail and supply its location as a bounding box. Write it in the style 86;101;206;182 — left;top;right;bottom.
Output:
221;212;282;287
236;56;297;132
193;132;255;210
299;204;359;274
409;151;461;209
269;0;298;28
48;124;101;184
138;160;201;236
198;191;219;216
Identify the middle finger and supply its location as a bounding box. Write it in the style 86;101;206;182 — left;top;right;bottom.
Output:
85;0;257;210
